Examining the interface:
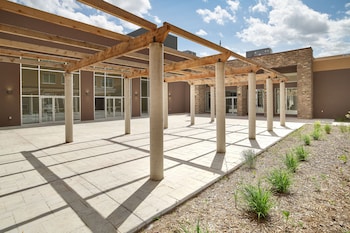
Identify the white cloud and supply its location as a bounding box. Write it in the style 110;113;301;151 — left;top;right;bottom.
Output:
197;0;240;25
250;0;268;13
237;0;350;56
196;29;208;36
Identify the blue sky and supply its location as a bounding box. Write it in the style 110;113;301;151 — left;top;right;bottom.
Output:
13;0;350;58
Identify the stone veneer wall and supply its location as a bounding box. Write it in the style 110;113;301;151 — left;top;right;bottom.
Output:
195;47;314;119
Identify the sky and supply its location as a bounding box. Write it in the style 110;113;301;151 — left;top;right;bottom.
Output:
12;0;350;58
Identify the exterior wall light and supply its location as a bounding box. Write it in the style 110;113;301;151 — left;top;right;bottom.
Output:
6;88;13;95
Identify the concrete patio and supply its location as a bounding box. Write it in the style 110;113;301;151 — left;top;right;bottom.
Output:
0;114;305;233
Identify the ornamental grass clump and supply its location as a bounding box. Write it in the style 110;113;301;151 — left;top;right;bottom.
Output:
302;134;311;146
295;145;309;161
284;152;299;173
324;123;331;134
241;183;273;221
311;128;322;140
267;169;292;194
242;149;256;169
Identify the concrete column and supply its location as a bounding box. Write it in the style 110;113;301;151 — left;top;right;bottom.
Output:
124;78;131;134
64;73;73;143
266;78;273;131
216;61;226;153
190;84;195;125
149;42;164;181
163;82;168;129
280;81;286;126
210;86;215;122
248;72;256;139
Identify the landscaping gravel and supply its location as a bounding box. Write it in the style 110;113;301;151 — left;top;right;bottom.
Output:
140;124;350;233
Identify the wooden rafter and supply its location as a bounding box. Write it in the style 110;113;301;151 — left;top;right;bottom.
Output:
65;24;171;73
0;0;129;41
78;0;157;31
0;23;106;51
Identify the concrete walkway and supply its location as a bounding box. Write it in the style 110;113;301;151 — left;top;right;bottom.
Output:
0;114;305;233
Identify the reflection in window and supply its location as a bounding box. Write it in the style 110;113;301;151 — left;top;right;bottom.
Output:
275;87;297;115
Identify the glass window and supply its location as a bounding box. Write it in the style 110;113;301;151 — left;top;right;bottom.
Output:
22;96;39;124
22;69;39;95
95;75;105;96
141;78;149;97
40;71;64;96
275;87;297;115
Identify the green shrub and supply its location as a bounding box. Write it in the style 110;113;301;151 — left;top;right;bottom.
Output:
313;121;321;131
302;134;311;146
180;220;210;233
241;183;273;221
311;128;322;140
242;149;256;169
295;146;309;161
324;124;331;134
267;169;292;194
284;152;299;173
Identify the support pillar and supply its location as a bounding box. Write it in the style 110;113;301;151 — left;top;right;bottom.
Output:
163;82;168;129
149;42;164;181
124;78;131;134
266;78;273;131
210;86;215;122
190;84;195;125
216;61;226;153
248;72;256;139
64;73;73;143
280;81;286;126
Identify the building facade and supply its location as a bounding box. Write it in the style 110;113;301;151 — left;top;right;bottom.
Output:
1;48;349;128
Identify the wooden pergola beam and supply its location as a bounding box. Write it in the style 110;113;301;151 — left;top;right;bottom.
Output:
66;24;170;73
78;0;157;31
128;52;230;78
0;23;106;51
0;38;90;59
0;0;130;41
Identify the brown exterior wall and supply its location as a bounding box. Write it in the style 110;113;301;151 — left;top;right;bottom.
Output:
80;71;94;121
132;78;141;117
313;69;350;119
168;82;190;113
0;62;21;127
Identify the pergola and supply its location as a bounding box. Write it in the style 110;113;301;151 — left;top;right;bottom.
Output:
0;0;287;180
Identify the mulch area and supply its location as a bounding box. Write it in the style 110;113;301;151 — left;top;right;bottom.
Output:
139;124;350;233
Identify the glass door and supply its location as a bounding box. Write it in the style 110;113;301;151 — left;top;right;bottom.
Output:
226;97;237;114
41;97;65;122
41;97;53;122
106;97;123;118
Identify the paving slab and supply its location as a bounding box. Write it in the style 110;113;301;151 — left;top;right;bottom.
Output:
0;114;306;233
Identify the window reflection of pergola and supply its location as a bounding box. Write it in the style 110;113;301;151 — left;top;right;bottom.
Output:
0;0;288;181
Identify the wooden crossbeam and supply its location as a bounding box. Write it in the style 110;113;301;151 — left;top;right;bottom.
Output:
0;38;90;59
66;24;170;73
0;55;64;68
128;52;230;78
0;0;129;41
78;0;157;31
189;74;281;86
0;23;106;51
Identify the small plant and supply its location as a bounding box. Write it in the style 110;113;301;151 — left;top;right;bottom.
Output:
339;154;348;164
282;210;290;229
324;123;331;134
311;128;322;140
180;220;210;233
267;169;292;193
242;149;256;169
313;121;321;130
284;152;299;173
295;145;309;161
302;134;311;146
233;190;238;209
241;183;273;221
339;124;348;133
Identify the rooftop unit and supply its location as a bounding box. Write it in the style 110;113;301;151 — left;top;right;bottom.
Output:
246;48;272;58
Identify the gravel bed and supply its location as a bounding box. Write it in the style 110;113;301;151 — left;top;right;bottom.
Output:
139;124;350;233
